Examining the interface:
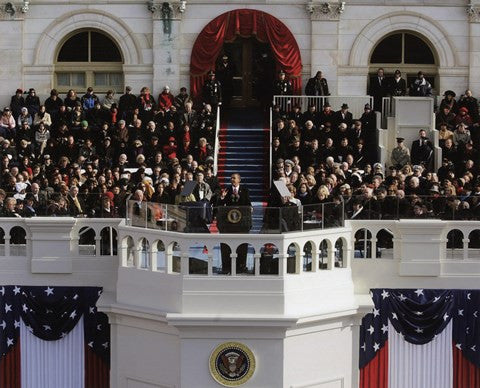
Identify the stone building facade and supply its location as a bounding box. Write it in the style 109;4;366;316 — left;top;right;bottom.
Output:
0;0;479;105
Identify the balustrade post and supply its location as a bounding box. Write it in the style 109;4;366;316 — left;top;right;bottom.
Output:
371;238;377;260
95;236;101;256
166;248;173;274
463;238;469;261
5;237;10;258
345;245;352;269
134;246;141;269
181;253;189;275
150;245;158;272
109;227;114;257
295;251;301;274
327;243;335;270
230;253;237;276
278;254;287;276
311;250;318;272
207;254;213;276
254;254;261;276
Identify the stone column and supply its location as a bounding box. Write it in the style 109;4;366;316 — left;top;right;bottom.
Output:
308;2;344;95
152;2;184;93
468;4;480;95
0;7;24;106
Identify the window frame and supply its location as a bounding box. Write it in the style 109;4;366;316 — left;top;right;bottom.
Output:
368;31;439;94
55;30;124;94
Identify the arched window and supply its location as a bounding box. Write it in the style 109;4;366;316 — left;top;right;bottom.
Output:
369;32;438;92
55;30;123;93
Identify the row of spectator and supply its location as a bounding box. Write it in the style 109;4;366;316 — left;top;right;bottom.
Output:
0;85;219;218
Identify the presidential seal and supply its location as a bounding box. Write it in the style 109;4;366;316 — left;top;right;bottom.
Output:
209;342;255;386
226;208;242;224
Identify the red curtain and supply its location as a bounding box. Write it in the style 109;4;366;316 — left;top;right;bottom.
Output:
0;340;21;388
190;9;302;97
453;344;480;388
360;340;388;388
85;344;110;388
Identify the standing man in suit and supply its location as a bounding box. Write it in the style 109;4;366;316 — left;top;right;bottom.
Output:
411;129;434;169
305;71;330;96
216;55;236;108
369;67;388;112
217;173;252;274
218;173;251;207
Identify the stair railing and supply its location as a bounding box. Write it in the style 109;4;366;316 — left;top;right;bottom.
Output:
213;106;221;175
269;107;273;188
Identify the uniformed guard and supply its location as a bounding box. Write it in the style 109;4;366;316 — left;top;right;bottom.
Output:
202;70;222;109
216;55;236;107
390;137;410;169
273;70;293;96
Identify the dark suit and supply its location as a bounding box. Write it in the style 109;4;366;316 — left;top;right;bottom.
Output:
217;186;251;207
305;77;330;96
390;77;407;97
31;192;48;215
369;76;388;112
217;185;251;274
411;138;434;167
67;195;86;217
333;110;353;129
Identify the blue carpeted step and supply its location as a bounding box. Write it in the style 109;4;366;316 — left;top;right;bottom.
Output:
219;108;270;202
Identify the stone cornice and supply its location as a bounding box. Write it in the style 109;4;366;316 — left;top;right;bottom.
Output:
306;1;345;21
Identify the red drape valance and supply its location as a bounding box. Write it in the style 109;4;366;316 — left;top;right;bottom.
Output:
190;9;303;97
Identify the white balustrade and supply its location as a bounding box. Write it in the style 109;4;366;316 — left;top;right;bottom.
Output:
273;95;373;120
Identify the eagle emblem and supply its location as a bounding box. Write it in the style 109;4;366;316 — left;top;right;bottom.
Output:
209;342;255;386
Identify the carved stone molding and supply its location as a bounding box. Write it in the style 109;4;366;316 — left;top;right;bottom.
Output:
467;5;480;23
0;2;17;20
151;2;185;21
306;2;345;21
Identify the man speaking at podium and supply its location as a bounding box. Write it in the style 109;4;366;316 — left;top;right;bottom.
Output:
217;173;252;274
218;173;251;208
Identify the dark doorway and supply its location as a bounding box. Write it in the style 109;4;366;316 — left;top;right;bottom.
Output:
221;37;275;108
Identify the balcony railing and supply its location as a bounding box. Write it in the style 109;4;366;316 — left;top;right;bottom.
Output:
118;220;351;277
126;200;344;234
273;95;373;120
345;194;480;221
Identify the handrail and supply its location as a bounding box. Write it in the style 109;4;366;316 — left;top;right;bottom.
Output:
213;106;221;175
269;107;273;188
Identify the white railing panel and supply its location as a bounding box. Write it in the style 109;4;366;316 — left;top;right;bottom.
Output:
273;95;373;120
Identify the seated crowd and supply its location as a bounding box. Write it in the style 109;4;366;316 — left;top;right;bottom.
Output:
271;84;480;220
0;85;218;217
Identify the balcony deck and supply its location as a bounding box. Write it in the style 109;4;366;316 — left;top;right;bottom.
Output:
0;216;477;321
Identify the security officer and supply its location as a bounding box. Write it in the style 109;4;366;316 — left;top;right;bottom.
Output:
216;55;236;107
273;70;292;96
202;70;222;109
390;137;411;169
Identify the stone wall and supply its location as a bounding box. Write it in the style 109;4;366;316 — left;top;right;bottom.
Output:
0;1;477;106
